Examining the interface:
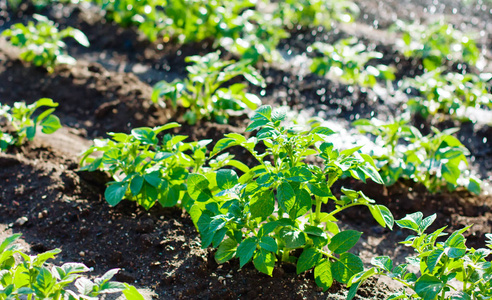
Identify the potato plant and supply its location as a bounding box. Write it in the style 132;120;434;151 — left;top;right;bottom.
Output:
349;212;492;300
403;70;492;119
274;0;359;29
310;38;395;87
354;117;481;194
187;105;394;291
394;20;481;71
0;98;61;151
152;51;265;125
2;14;89;72
0;234;144;300
80;123;217;210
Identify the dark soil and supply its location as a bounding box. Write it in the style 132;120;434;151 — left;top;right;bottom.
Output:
1;0;492;299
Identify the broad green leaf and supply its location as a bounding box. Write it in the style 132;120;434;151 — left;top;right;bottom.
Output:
250;190;274;220
259;236;277;252
130;175;144;196
277;181;295;213
286;166;313;182
216;169;238;190
237;237;257;268
314;259;333;291
371;256;393;272
415;274;444;300
210;138;236;157
331;253;364;284
427;249;444;273
40;115;61;134
33;267;56;297
396;212;423;233
131;127;157;145
297;247;322;274
328;230;362;254
105;182;128;206
144;171;162;188
215;239;237;263
368;205;394;230
187;174;213;202
253;249;275;276
289;187;311;219
122;284;145;300
280;227;306;249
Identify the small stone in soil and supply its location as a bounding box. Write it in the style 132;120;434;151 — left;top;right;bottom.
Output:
14;216;28;226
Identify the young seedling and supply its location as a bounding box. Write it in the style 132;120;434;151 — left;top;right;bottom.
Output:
187;105;394;291
0;98;62;151
310;38;395;87
152;51;265;125
354;117;481;194
349;212;492;300
0;234;145;300
2;14;89;72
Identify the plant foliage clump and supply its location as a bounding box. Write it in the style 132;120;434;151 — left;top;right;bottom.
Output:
0;98;61;151
0;234;145;300
354;117;481;194
152;51;265;125
80;123;216;210
402;70;492;119
187;105;394;291
310;38;395;87
350;212;492;300
2;14;90;72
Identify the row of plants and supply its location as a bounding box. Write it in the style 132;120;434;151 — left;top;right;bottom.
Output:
74;105;489;298
0;234;145;299
1;100;490;298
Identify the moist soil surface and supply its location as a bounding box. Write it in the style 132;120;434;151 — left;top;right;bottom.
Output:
1;0;492;299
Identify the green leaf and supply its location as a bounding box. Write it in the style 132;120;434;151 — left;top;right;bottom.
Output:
210;138;237;157
105;182;128;206
280;227;306;249
144;171;162;187
122;284;145;300
71;28;90;47
331;253;364;284
216;169;238;190
314;260;333;291
289;187;311;219
130;175;144;196
368;205;394;230
277;181;295;213
297;247;322;274
187;174;213;202
427;249;444;273
328;230;362;254
253;249;275;276
371;256;393;272
415;274;444;300
215;239;237;263
33;267;56;297
396;212;423;233
307;183;333;197
237;237;257;268
259;236;277;252
40;115;61;134
286;166;313;182
26;126;36;140
131;127;157;144
250;190;274;220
